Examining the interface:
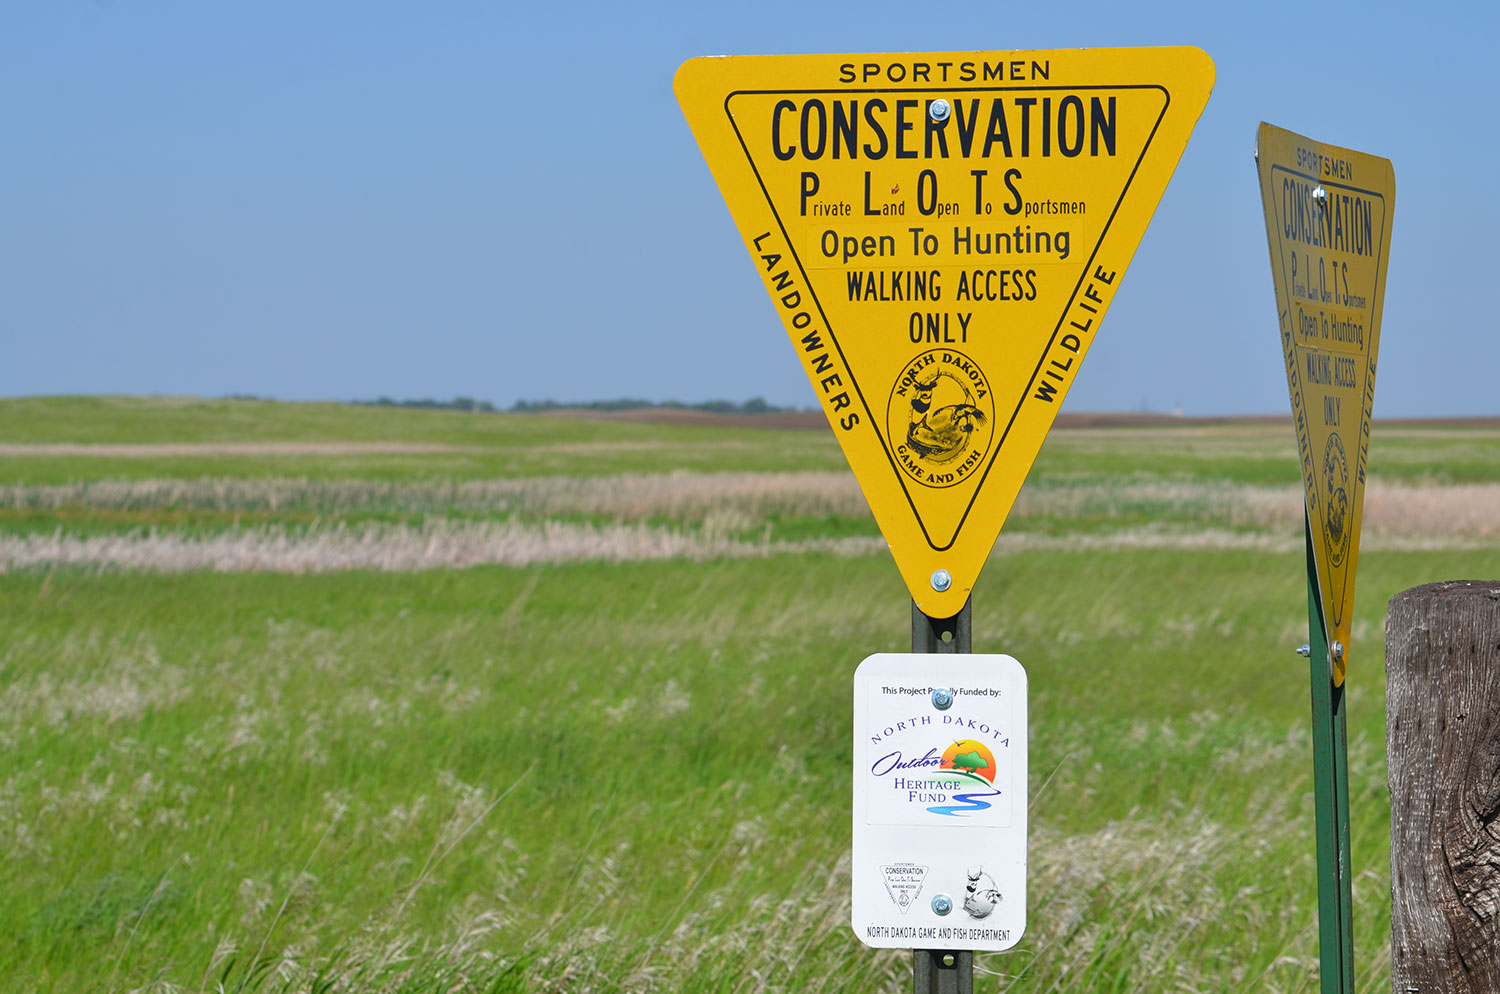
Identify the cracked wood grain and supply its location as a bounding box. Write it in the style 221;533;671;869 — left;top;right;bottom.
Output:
1388;580;1500;993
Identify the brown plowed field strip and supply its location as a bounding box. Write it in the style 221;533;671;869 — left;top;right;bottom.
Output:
0;442;483;457
538;408;1500;430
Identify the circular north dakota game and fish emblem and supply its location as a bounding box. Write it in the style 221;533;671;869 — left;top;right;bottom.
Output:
1323;434;1350;567
887;349;995;489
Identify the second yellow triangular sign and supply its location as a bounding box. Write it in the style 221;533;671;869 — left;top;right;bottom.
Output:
676;48;1214;616
1256;122;1395;686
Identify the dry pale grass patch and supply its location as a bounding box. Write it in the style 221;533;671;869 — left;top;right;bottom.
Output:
0;473;870;519
1361;482;1500;538
1017;479;1500;538
3;511;1495;576
4;474;1496;573
0;521;888;573
7;474;1498;538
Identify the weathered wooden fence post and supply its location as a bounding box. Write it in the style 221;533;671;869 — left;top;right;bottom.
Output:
1387;580;1500;992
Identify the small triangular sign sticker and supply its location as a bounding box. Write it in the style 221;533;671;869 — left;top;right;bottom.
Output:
1255;123;1395;686
676;49;1214;616
879;863;927;914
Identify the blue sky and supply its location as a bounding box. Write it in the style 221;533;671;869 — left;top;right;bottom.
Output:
0;1;1492;415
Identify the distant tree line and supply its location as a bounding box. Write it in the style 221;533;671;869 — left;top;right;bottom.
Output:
509;397;797;414
353;396;498;412
347;396;800;414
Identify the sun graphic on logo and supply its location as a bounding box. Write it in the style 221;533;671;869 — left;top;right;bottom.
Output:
939;740;997;784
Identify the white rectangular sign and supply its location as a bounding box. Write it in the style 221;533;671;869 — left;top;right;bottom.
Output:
852;653;1027;951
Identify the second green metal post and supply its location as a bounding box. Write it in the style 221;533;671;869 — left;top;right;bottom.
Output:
1304;522;1354;994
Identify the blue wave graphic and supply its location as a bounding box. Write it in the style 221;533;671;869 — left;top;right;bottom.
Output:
927;789;1001;817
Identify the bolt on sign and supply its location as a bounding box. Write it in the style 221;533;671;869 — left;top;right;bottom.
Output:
675;49;1214;616
852;654;1028;950
1255;123;1395;687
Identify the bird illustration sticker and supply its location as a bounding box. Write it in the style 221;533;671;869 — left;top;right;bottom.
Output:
963;868;1003;919
888;350;995;489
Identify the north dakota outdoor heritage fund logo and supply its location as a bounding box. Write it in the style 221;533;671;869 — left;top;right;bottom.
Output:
887;349;994;488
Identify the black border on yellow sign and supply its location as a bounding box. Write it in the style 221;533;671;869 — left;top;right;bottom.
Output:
725;84;1173;550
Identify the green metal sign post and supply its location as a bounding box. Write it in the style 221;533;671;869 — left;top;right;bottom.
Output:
912;597;975;994
1302;519;1354;994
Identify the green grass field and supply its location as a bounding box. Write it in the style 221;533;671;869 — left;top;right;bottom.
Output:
1;397;1493;993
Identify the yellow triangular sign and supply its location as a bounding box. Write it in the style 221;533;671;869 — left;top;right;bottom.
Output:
677;49;1214;616
1255;123;1395;686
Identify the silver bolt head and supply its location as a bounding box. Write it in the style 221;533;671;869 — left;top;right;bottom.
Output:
1332;641;1345;660
929;99;951;122
1296;643;1311;657
931;894;953;915
1312;185;1328;206
931;688;954;711
930;569;952;592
